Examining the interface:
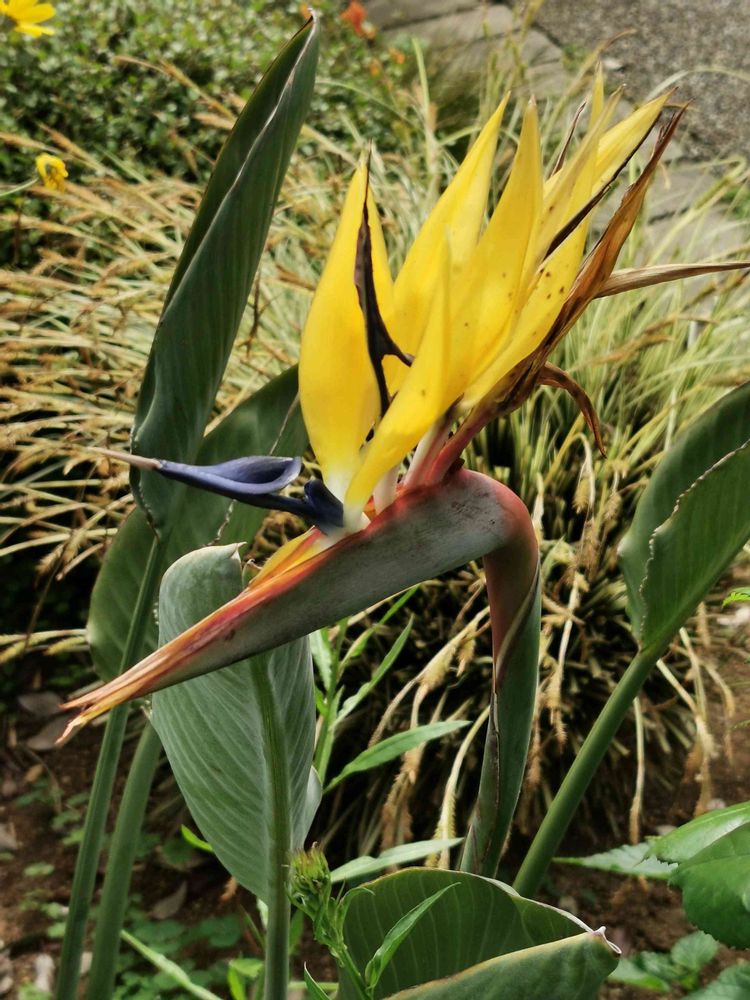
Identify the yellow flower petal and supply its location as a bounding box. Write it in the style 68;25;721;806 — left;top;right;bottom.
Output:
385;96;508;393
466;150;598;406
346;235;453;517
594;93;668;186
2;0;54;33
454;99;543;403
251;527;326;587
35;153;67;191
537;90;619;260
299;164;393;501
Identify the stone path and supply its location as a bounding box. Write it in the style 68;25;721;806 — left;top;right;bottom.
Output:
368;0;748;260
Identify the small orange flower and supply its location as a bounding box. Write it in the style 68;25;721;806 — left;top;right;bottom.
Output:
341;1;376;40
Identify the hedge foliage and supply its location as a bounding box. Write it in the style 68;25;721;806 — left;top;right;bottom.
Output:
1;0;410;180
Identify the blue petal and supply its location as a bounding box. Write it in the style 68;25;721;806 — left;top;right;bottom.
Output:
150;454;344;531
157;455;302;501
303;479;344;529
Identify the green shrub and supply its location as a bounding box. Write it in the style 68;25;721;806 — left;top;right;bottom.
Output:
0;0;410;181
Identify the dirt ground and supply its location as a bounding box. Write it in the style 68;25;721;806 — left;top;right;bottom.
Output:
2;637;748;998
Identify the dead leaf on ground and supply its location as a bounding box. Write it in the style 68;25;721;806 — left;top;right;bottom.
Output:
149;880;187;920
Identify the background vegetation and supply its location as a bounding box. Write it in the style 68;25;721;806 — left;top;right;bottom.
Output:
2;1;748;995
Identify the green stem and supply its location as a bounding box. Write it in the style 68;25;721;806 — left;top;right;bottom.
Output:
314;651;340;787
55;537;163;1000
257;663;291;1000
513;647;657;898
0;179;34;198
85;723;163;998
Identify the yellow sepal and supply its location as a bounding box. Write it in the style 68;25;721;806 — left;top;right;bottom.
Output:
299;164;393;500
455;99;543;403
384;96;508;396
594;93;668;187
346;235;453;518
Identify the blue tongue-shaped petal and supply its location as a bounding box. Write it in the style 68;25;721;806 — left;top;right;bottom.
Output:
153;454;343;530
158;455;303;499
97;449;344;530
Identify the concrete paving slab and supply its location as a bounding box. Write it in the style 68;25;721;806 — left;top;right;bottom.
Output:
394;5;513;47
367;0;480;29
531;0;750;162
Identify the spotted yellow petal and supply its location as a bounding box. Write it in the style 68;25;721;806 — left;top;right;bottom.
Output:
346;235;453;518
594;93;668;186
466;150;598;406
537;91;619;260
386;97;508;385
299;164;393;501
590;64;605;122
452;99;543;402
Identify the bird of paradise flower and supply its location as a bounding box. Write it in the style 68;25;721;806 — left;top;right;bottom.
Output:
63;76;747;735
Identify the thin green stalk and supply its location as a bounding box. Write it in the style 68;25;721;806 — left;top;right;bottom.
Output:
55;537;163;1000
314;650;340;786
258;664;292;1000
0;179;34;198
513;646;657;898
86;723;163;998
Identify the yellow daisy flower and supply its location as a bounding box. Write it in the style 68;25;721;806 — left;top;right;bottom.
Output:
1;0;55;37
35;153;68;191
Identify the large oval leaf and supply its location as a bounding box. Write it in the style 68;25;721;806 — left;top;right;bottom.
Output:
150;544;318;901
131;18;318;530
384;933;619;999
88;368;305;680
339;868;617;999
668;823;750;949
651;803;750;949
689;963;750;999
652;801;750;865
619;381;750;654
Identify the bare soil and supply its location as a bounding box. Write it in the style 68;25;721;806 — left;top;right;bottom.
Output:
2;639;748;998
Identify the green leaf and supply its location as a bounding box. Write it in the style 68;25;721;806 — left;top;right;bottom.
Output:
383;933;620;999
121;929;222;1000
310;629;335;691
228;957;263;980
669;823;750;948
652;802;750;864
365;887;455;990
331;840;464;884
670;931;718;973
339;868;617;999
336;620;413;724
689;963;750;999
620;382;750;651
304;966;333;999
324;721;469;792
608;952;675;991
556;842;675;880
150;545;319;901
131;19;319;530
460;566;540;877
724;588;750;605
89;368;305;680
180;825;214;854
